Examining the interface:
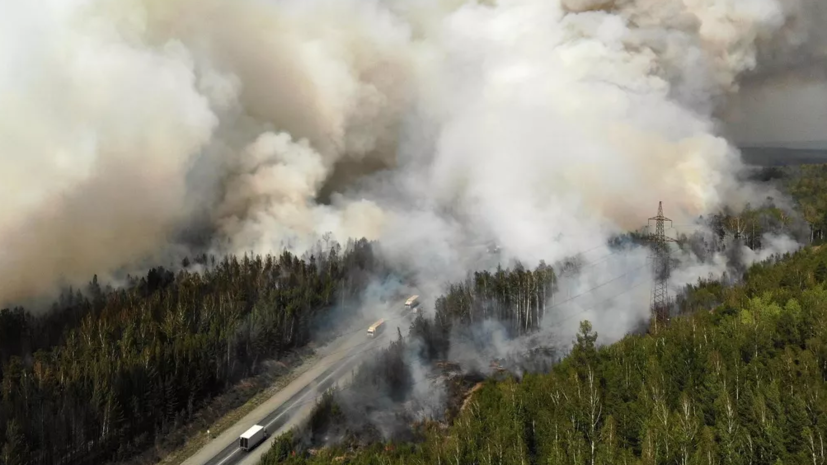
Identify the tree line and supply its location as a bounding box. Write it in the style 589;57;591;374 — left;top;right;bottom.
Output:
782;164;827;242
433;263;557;338
0;239;382;465
256;261;562;461
4;163;823;465
257;238;827;464
258;166;827;464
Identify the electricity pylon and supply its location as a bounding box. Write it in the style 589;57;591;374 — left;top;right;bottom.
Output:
647;201;676;333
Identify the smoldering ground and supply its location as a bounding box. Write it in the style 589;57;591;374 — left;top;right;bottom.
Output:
277;208;806;452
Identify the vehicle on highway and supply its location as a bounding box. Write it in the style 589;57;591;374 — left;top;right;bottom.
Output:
367;318;385;337
239;424;268;452
404;295;420;314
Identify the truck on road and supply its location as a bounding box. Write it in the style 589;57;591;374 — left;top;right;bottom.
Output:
405;295;420;314
367;319;386;338
239;424;268;452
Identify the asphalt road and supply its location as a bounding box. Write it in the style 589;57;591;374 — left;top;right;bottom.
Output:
203;340;378;465
182;300;415;465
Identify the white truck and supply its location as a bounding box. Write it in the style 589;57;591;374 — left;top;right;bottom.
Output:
367;318;386;338
239;424;268;451
405;295;420;314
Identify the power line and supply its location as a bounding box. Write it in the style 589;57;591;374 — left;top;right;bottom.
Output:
250;248;654;421
303;259;650;382
549;262;648;311
238;259;658;449
256;264;656;441
574;247;631;271
544;276;651;328
332;259;649;368
330;239;637;341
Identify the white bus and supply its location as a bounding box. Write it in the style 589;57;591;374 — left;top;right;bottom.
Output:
367;318;386;337
405;295;420;313
239;424;268;451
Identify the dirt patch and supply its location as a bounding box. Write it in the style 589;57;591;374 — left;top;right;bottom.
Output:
459;382;485;415
443;370;487;423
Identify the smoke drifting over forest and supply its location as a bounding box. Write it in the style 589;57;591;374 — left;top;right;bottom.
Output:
1;0;822;338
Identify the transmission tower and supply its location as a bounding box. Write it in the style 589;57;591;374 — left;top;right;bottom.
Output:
647;201;676;333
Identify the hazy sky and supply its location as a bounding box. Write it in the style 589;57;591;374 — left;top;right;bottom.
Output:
724;75;827;148
0;0;815;315
721;0;827;149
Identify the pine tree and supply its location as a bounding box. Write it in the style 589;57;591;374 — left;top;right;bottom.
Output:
572;320;598;370
1;420;28;465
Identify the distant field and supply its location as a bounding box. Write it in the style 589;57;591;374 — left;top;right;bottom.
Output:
739;146;827;166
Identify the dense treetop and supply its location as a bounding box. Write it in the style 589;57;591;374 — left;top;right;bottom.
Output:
3;164;827;465
259;234;827;465
0;239;382;465
255;165;827;465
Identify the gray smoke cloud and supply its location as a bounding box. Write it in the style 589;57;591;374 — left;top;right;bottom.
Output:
724;75;827;148
0;0;818;328
721;0;827;147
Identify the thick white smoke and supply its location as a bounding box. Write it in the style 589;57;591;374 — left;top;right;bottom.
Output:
0;0;818;329
0;0;217;303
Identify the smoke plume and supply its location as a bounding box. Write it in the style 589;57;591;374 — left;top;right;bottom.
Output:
0;0;819;327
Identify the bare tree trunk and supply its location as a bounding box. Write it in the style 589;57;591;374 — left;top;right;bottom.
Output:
587;367;602;465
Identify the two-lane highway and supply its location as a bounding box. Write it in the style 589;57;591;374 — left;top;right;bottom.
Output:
181;303;412;465
203;337;382;465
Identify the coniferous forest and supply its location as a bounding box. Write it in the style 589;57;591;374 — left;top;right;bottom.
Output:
4;165;827;465
253;166;827;464
0;239;382;465
260;226;827;465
